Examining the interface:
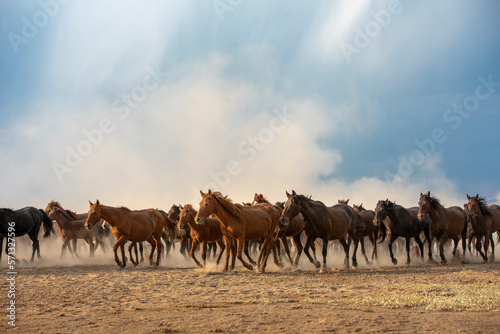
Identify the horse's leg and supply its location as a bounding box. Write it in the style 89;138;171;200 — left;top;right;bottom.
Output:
475;236;487;261
414;236;424;260
139;242;144;263
319;237;329;272
256;240;266;267
88;238;96;257
270;238;282;269
489;234;495;260
369;234;377;263
236;238;253;271
405;237;412;265
128;243;139;266
338;237;350;269
438;232;448;264
451;237;459;258
372;227;379;261
483;234;491;263
388;234;399;265
190;239;202;267
61;238;70;257
72;239;80;258
202;241;208;268
303;236;321;268
113;236;128;268
260;237;275;273
215;239;225;266
292;234;303;267
244;240;256;265
230;240;237;270
222;236;231;272
281;236;293;266
28;233;39;262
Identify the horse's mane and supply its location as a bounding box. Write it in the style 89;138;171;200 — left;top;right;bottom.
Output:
118;206;132;212
184;204;196;212
212;191;244;222
64;209;78;219
296;194;325;206
476;197;492;217
1;208;14;212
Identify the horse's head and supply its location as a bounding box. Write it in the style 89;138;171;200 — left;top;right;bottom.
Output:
85;200;102;230
338;199;349;205
466;194;481;222
252;193;268;205
417;191;432;221
279;190;301;229
195;190;217;225
178;204;194;228
168;204;181;221
353;203;365;212
374;199;391;226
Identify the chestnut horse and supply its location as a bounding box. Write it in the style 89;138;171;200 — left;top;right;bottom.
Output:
195;190;281;272
374;199;432;265
85;200;164;268
418;192;467;264
178;204;226;268
279;191;360;270
353;203;379;263
466;194;500;262
45;206;107;257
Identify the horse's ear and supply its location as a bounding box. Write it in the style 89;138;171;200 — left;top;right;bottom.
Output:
89;200;93;206
346;199;349;204
292;190;297;197
466;194;471;200
420;193;423;198
360;203;363;207
385;199;389;205
426;191;430;197
200;190;205;197
179;204;184;210
286;191;291;198
96;199;100;205
475;194;479;200
208;189;212;196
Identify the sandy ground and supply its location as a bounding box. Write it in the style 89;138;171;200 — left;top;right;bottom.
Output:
2;236;500;333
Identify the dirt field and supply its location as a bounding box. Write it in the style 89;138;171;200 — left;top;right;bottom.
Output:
2;238;500;333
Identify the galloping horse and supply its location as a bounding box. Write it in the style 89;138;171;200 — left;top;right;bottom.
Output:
178;204;226;268
195;190;281;272
0;207;55;262
85;200;164;268
353;203;379;263
45;207;107;257
466;194;500;262
279;191;360;270
418;192;467;264
374;199;432;265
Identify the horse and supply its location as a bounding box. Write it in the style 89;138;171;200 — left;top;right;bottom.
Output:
85;200;164;268
279;191;360;271
254;194;317;267
466;194;500;262
178;204;226;268
417;192;467;264
374;199;432;265
167;204;192;258
45;206;107;257
353;203;379;263
0;207;55;262
195;190;281;272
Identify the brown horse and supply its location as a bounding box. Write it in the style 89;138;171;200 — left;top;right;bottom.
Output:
466;194;500;262
254;193;317;267
280;191;360;270
353;203;379;263
178;204;226;268
195;190;281;272
85;200;164;268
418;192;467;264
45;206;106;257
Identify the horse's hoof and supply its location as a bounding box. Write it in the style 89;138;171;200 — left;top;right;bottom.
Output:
313;261;321;268
247;264;254;271
352;261;358;268
405;261;411;266
392;258;398;265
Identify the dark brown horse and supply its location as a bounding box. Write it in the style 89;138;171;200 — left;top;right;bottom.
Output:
195;190;281;272
85;200;164;268
279;191;360;270
254;193;317;267
374;199;432;265
178;204;226;268
353;203;379;263
418;192;467;264
466;194;500;262
45;206;107;257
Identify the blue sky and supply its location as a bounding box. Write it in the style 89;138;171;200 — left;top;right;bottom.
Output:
1;0;500;212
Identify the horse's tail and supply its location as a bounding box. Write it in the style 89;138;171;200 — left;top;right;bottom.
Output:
39;209;56;238
377;222;387;243
158;210;178;240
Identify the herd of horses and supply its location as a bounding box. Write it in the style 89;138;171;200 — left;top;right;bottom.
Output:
1;190;499;272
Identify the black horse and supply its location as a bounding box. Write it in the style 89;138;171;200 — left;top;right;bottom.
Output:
279;191;362;270
0;207;55;262
374;199;432;265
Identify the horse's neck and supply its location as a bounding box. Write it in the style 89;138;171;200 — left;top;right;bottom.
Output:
213;202;241;228
99;205;125;227
428;203;447;222
187;210;200;231
387;206;406;224
300;200;323;223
